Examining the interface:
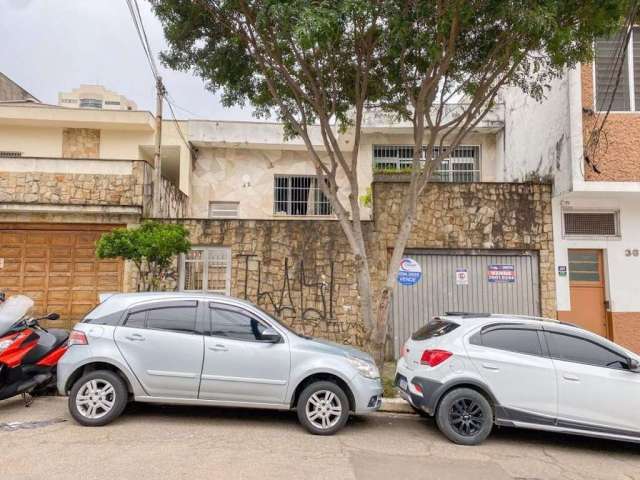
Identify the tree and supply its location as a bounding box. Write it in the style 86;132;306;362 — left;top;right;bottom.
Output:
150;0;629;365
96;221;191;291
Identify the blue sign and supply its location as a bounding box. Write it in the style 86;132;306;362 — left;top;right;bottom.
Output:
397;258;422;286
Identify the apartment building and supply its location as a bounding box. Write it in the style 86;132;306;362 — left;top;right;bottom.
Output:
502;31;640;353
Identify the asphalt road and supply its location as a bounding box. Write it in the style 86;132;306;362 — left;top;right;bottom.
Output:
0;396;638;480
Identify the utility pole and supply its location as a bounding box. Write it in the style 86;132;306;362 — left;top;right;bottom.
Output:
152;76;165;218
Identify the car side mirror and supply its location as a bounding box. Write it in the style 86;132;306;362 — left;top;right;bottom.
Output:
46;313;60;321
261;327;282;343
627;357;640;372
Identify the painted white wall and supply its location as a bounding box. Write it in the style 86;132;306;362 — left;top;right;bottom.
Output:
553;193;640;312
1;157;132;175
0;125;63;157
500;75;574;193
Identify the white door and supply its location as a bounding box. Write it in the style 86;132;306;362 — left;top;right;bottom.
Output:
199;304;290;405
544;329;640;434
114;301;204;398
465;324;557;421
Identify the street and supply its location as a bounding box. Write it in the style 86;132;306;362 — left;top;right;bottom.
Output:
0;396;638;480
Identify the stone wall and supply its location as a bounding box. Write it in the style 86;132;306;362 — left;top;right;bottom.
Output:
133;219;366;346
62;128;100;158
372;180;556;317
0;161;146;206
125;180;555;348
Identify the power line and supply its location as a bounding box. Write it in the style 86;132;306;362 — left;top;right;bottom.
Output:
124;0;197;156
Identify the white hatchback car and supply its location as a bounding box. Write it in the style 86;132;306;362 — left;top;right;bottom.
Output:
396;313;640;445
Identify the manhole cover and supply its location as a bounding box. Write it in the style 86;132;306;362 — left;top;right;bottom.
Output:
0;418;66;432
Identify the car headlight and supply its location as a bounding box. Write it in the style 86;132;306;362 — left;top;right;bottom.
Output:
347;355;380;379
0;339;13;352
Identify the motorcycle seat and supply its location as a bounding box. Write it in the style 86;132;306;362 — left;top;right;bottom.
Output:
22;329;68;364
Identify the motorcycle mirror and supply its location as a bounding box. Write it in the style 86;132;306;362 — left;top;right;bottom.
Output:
46;313;60;321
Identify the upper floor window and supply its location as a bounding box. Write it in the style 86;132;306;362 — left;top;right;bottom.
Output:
209;201;239;218
79;98;103;109
373;145;481;182
274;175;332;216
562;211;620;238
595;28;640;111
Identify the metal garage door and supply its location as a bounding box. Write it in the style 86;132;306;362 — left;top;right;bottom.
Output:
391;249;540;357
0;224;123;329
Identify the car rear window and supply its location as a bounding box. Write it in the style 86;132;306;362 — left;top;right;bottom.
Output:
411;320;459;341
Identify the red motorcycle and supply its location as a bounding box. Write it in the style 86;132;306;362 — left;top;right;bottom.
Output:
0;294;69;405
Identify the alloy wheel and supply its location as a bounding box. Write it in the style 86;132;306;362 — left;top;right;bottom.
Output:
448;398;485;436
305;390;343;430
75;379;116;419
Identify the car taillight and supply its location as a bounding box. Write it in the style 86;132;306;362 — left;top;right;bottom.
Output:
68;330;88;346
420;349;452;367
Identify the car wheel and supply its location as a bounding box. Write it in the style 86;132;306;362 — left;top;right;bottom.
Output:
68;370;128;427
296;381;350;435
435;388;493;445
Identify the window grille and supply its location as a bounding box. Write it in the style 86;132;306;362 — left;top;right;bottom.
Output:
209;201;239;218
563;212;619;237
373;145;481;182
0;151;22;158
181;247;231;294
273;175;332;216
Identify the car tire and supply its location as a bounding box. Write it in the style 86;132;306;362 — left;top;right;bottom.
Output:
435;388;493;445
68;370;128;427
296;381;350;435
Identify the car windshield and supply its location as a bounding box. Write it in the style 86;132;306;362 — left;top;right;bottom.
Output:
0;295;34;336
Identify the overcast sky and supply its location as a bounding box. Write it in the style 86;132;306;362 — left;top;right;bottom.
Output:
0;0;254;120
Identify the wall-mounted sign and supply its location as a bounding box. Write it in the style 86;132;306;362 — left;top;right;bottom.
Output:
455;268;469;285
398;257;422;286
558;265;567;277
488;264;516;283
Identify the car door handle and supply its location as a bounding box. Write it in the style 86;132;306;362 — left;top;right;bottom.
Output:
125;334;145;341
208;344;228;352
482;363;500;371
563;373;580;382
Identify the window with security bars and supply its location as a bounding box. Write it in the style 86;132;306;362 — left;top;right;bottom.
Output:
209;201;239;218
181;247;231;294
0;151;22;158
595;27;640;111
563;212;619;237
373;145;481;182
273;175;332;216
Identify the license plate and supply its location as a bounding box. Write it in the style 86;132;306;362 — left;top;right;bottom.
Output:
398;377;408;391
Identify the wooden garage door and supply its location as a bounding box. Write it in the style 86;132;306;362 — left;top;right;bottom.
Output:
0;224;123;327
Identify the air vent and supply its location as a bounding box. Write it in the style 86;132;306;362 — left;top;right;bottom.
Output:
563;212;619;237
208;201;239;218
0;151;23;158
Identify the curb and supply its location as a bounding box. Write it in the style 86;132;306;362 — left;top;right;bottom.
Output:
378;397;416;414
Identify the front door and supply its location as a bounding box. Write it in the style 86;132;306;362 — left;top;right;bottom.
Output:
199;303;290;405
114;301;204;398
567;250;608;337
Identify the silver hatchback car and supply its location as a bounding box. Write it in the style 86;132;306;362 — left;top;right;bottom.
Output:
57;293;382;435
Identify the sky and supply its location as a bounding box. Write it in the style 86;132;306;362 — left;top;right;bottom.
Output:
0;0;254;120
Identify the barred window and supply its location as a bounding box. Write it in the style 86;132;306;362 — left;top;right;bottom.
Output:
79;98;103;109
373;145;480;182
273;175;332;216
563;212;619;237
0;151;22;158
181;247;231;294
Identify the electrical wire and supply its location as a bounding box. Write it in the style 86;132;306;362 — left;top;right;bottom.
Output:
124;0;197;156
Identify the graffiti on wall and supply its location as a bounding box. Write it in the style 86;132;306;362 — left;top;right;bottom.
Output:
237;254;335;322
